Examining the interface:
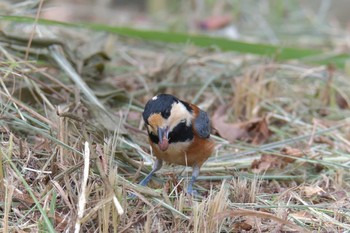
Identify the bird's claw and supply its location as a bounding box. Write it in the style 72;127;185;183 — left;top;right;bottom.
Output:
186;187;199;197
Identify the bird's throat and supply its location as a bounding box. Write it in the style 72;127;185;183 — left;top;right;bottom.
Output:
158;136;169;151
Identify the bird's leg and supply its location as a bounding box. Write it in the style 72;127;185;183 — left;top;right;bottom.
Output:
186;164;200;195
139;159;163;186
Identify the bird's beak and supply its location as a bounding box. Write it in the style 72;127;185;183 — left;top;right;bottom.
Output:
157;127;169;151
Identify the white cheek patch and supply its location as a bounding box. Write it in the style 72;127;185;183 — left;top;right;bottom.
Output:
168;102;193;131
152;95;158;101
147;125;154;133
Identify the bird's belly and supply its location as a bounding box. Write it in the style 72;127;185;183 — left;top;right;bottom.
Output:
151;141;194;166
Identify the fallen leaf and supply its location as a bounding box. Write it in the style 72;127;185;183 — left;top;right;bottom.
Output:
244;216;260;230
301;186;326;198
212;105;272;144
246;116;272;145
251;146;304;173
336;92;349;109
280;146;304;163
314;136;334;147
212;105;247;142
251;154;283;173
233;221;252;231
13;189;35;208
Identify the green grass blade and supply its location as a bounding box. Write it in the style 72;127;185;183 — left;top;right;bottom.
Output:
49;190;57;225
0;15;348;68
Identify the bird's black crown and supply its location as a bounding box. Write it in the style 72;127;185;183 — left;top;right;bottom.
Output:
143;94;179;123
143;94;193;124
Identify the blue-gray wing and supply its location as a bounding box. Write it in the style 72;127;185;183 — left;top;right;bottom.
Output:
194;110;211;138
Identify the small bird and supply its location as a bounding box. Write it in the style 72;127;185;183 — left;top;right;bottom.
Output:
140;94;215;195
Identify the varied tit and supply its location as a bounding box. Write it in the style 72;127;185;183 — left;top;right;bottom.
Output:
140;94;215;195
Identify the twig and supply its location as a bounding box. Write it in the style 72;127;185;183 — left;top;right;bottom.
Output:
74;141;90;233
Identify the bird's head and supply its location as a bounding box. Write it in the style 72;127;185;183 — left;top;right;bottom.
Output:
143;94;193;151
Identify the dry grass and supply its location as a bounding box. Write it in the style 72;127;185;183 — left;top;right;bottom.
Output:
1;1;350;232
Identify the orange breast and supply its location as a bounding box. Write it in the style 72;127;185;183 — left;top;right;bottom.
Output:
150;134;215;167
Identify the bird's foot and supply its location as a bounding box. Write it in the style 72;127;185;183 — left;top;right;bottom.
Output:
185;187;199;197
139;179;149;187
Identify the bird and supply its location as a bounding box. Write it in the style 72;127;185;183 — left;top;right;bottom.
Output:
139;94;215;195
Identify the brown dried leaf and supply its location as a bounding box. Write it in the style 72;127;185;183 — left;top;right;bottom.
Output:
246;116;272;145
245;216;260;230
280;146;304;163
251;154;283;173
301;186;326;198
314;136;334;147
336;92;349;109
252;146;304;173
233;221;252;231
212;106;272;144
212;106;247;142
13;189;35;207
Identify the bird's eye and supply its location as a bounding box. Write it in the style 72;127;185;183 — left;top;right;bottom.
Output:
162;109;171;118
